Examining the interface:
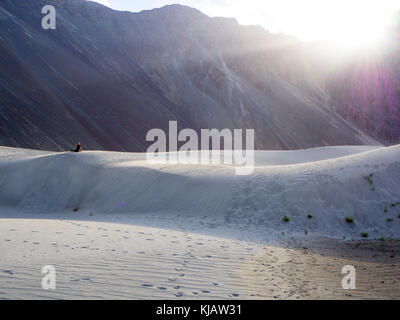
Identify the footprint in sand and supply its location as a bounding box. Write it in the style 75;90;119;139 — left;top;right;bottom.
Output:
4;239;11;242
175;292;183;297
71;277;91;282
158;287;167;290
212;283;219;286
202;290;210;294
168;278;177;282
3;270;14;275
232;293;240;297
137;251;145;254
173;286;181;289
142;284;153;288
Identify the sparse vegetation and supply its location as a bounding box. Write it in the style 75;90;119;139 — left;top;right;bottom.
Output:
363;173;375;190
304;229;308;235
363;173;373;184
307;214;313;219
345;216;354;224
379;237;385;241
282;215;290;223
386;218;393;222
384;206;388;213
361;232;369;238
398;213;400;219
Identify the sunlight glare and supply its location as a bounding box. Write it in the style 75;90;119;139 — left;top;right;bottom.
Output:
204;0;399;50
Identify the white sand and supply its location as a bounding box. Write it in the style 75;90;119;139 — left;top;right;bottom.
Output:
0;145;399;299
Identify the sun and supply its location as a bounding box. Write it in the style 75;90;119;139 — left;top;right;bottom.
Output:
216;0;399;51
318;9;389;50
280;0;396;50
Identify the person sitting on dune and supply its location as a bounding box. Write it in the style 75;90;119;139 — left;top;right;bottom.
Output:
71;142;82;153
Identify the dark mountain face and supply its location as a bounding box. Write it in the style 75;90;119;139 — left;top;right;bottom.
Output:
326;19;400;145
0;0;379;152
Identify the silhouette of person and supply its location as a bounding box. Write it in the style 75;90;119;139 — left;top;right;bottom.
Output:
71;142;82;152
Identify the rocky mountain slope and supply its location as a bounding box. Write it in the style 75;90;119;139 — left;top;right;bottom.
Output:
0;0;379;151
326;18;400;144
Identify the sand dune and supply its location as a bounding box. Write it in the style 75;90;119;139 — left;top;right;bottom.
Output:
0;145;399;239
0;145;399;299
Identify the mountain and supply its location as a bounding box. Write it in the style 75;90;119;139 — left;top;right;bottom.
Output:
0;0;379;151
326;14;400;144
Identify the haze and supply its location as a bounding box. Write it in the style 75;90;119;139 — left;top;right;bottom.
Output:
92;0;400;48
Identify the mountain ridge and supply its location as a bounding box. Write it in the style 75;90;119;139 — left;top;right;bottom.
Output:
0;0;380;151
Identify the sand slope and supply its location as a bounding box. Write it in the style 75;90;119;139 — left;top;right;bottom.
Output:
0;145;399;239
0;145;400;299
